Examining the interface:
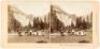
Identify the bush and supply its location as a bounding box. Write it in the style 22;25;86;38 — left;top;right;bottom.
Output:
78;40;90;43
36;40;47;43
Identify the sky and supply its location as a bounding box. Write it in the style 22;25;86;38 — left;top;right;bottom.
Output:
8;0;94;16
8;0;97;26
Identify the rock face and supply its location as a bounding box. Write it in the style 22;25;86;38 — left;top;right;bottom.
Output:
8;5;22;32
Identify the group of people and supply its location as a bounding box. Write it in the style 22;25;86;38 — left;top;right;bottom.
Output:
17;30;86;36
17;31;33;36
67;30;86;36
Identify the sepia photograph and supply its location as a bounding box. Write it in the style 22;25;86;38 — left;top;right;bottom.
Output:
6;0;98;44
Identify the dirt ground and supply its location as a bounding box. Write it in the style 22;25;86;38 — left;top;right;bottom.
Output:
8;31;92;43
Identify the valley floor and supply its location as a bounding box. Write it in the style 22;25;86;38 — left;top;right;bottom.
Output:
8;31;92;43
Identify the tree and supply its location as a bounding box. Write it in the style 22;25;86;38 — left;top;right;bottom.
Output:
75;17;91;30
71;21;75;29
13;18;22;32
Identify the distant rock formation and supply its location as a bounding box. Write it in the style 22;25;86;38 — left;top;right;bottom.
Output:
8;4;93;33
